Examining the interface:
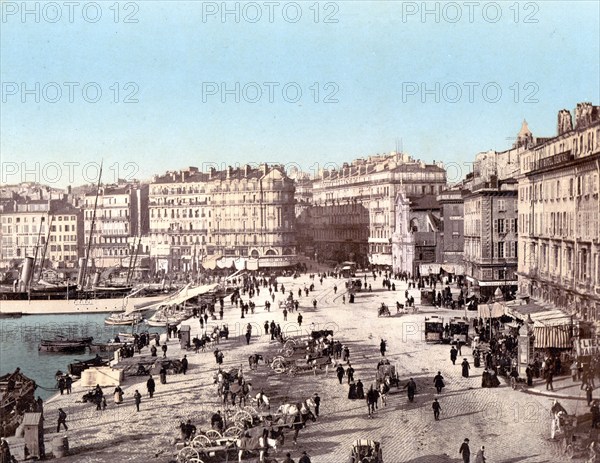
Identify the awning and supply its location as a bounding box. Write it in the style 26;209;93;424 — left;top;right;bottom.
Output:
505;302;572;325
420;263;441;274
440;263;465;274
533;325;572;349
247;258;259;271
127;283;221;313
478;302;505;319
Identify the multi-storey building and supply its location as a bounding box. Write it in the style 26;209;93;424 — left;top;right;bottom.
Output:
83;183;148;268
47;203;82;268
310;152;447;267
462;122;534;300
518;102;600;325
0;194;83;270
437;185;469;268
392;193;441;275
148;164;297;272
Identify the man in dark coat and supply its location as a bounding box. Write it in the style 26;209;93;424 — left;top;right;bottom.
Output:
434;372;445;394
450;346;458;365
134;390;142;412
181;355;188;374
313;393;321;417
366;386;379;417
459;438;471;463
404;378;417;402
432;398;441;420
147;375;156;398
56;408;68;432
336;364;345;384
462;358;470;378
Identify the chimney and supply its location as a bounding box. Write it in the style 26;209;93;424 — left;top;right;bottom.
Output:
557;109;573;135
227;166;232;179
209;167;216;179
575;102;593;129
181;171;186;182
245;164;251;177
262;163;268;176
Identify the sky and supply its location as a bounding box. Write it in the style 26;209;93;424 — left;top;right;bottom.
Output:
1;1;599;187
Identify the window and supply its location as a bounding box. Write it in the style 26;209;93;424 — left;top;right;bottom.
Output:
498;199;505;211
497;242;505;258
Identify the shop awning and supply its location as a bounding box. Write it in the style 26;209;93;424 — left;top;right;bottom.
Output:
440;263;465;274
478;302;505;319
533;325;572;349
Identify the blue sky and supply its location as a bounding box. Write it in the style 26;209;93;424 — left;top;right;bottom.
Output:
1;1;599;187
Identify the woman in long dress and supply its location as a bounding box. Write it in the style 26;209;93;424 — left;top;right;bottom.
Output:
356;380;365;400
348;381;357;400
114;386;124;404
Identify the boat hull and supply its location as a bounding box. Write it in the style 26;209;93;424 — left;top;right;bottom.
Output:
0;294;167;315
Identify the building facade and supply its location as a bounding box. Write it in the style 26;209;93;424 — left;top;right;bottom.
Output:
310;152;447;267
391;193;441;275
148;164;297;273
437;186;468;268
518;102;600;325
83;183;149;269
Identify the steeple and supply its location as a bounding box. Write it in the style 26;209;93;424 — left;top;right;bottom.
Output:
514;119;533;149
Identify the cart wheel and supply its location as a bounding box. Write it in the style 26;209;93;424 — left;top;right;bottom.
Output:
224;426;243;438
177;447;201;463
191;435;211;449
565;444;574;458
285;339;297;348
274;366;286;374
204;429;222;441
234;410;253;427
282;346;294;357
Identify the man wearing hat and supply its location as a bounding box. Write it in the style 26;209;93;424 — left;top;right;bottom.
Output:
459;438;471;463
313;393;321;418
299;451;311;463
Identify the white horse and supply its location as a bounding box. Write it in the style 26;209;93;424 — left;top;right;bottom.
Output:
277;398;317;425
236;435;280;462
378;381;390;407
252;391;271;409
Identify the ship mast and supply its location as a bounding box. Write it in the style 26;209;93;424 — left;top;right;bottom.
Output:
81;162;103;290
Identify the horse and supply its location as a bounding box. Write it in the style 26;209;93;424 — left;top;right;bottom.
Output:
236;433;281;462
276;398;317;443
378;381;390;407
251;391;271;409
230;380;252;407
248;354;264;370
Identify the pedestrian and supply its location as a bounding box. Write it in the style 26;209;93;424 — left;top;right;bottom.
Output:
134;390;142;412
162;343;168;358
342;295;345;304
282;452;295;463
347;363;355;384
101;396;107;411
297;313;303;326
571;360;579;382
545;368;554;391
475;446;486;463
459;438;471;463
264;321;269;335
313;392;321;417
366;385;379;417
58;376;65;395
450;346;458;365
147;375;156;398
403;378;416;402
56;408;68;432
181;355;188;374
299;451;311;463
0;438;13;463
336;364;345;384
434;371;445;394
586;383;594;406
461;358;470;378
114;386;124;405
245;330;251;345
457;340;463;355
65;375;72;394
591;400;600;429
432;398;441;420
380;339;387;356
525;363;534;387
283;308;288;321
160;366;167;384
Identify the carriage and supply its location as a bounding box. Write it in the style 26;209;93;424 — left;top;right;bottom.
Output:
348;439;383;463
556;413;599;459
424;316;444;342
378;303;390;317
375;362;400;388
447;318;470;344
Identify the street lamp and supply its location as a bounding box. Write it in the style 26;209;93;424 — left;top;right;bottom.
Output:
503;266;507;300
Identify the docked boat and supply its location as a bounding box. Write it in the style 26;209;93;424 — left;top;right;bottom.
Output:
89;341;126;353
39;335;93;353
104;312;143;325
67;355;110;377
146;306;194;327
0;368;37;437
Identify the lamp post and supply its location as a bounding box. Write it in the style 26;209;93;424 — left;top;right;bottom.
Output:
503;266;507;300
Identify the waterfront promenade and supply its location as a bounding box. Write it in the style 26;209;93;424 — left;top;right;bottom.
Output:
4;271;596;462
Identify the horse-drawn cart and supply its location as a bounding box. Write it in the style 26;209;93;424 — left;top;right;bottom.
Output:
558;414;598;459
375;362;400;388
348;439;383;463
378;303;390;317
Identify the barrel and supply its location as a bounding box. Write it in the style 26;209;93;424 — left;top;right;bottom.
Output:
52;436;69;458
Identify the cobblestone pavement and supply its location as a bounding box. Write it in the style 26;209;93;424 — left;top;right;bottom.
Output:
22;271;594;463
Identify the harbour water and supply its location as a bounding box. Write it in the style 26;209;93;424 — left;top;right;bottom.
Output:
0;313;164;399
